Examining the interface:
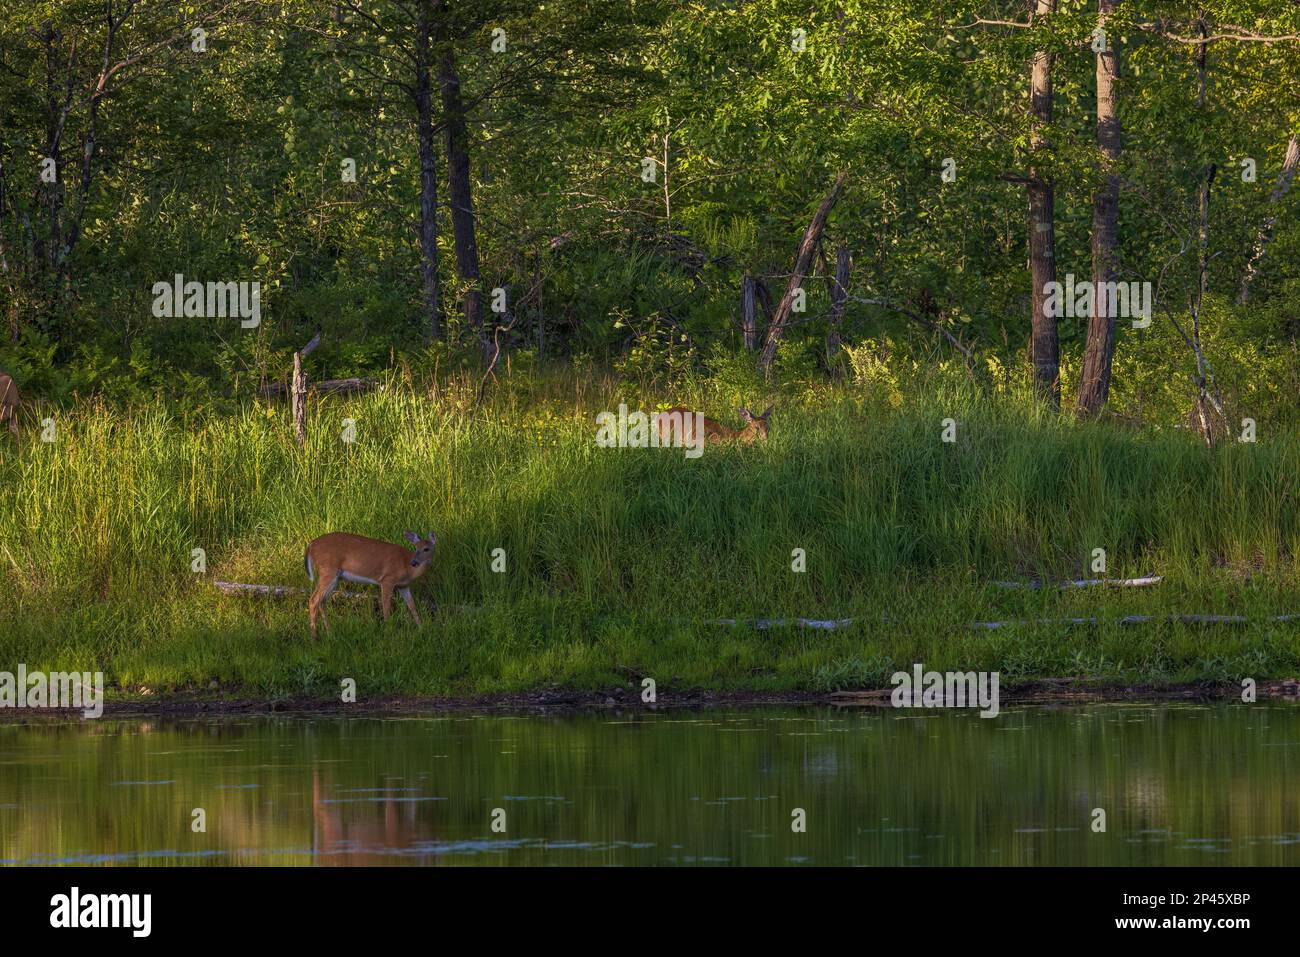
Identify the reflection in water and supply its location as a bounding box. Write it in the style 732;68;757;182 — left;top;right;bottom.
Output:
0;703;1298;866
312;769;441;865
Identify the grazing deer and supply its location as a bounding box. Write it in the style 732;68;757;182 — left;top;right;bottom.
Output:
305;531;437;638
0;372;18;437
655;404;773;446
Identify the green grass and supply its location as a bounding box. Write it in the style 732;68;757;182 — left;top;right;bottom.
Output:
1;362;1299;701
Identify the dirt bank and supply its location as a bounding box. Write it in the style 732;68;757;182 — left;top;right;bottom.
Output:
1;677;1297;722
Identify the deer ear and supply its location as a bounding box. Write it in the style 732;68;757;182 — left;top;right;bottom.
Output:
760;405;774;419
739;408;754;422
426;532;438;546
403;530;422;545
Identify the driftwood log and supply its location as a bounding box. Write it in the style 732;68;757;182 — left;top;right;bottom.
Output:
992;575;1163;589
757;171;848;376
259;377;379;399
969;614;1300;630
715;611;1298;632
213;580;473;614
708;617;861;631
216;580;369;600
214;581;1296;632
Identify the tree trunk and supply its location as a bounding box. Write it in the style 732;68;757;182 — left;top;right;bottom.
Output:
414;5;442;341
38;23;63;279
1199;166;1216;302
291;351;307;447
440;44;488;364
755;277;774;328
758;171;848;376
0;155;19;343
533;255;545;361
1077;0;1121;417
1238;133;1300;304
1196;19;1212;305
825;245;851;373
741;274;758;351
1027;0;1059;408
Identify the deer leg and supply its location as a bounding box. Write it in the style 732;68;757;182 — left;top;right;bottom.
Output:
399;587;423;628
380;584;394;620
309;572;341;638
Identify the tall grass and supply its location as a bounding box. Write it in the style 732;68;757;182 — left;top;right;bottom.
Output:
1;363;1298;699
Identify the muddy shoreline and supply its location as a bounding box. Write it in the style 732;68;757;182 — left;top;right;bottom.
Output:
1;677;1297;721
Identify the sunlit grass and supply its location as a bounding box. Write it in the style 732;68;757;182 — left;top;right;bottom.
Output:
1;363;1298;699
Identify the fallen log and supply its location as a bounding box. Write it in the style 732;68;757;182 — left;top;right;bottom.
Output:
213;580;477;613
758;171;849;376
709;617;861;631
993;575;1163;589
258;377;380;399
215;580;368;600
970;613;1299;629
717;612;1297;632
971;617;1097;630
213;582;1299;631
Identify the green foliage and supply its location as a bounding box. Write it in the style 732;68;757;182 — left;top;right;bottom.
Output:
0;0;1297;409
4;2;1300;700
3;367;1300;698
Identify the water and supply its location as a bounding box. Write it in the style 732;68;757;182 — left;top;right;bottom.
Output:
1;703;1298;866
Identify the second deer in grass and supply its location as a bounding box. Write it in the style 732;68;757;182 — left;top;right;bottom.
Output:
305;531;437;638
655;404;773;447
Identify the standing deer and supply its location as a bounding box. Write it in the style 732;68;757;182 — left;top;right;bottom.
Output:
305;531;437;638
0;372;18;437
655;404;773;447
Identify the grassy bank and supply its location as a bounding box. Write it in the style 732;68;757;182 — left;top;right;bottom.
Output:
2;362;1299;702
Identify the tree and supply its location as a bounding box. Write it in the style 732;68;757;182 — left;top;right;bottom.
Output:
1027;0;1060;409
0;0;262;341
1077;0;1122;416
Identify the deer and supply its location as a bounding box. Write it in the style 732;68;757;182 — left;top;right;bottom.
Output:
655;404;773;447
304;531;437;638
0;371;18;437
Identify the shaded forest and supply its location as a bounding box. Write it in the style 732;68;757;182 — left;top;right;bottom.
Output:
0;0;1297;432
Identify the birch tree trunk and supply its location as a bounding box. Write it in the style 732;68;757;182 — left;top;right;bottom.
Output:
1196;19;1211;305
1077;0;1121;416
1238;133;1300;304
1028;0;1060;408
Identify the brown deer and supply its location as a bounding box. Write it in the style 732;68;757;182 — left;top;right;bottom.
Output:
305;531;437;638
655;405;772;447
0;372;18;437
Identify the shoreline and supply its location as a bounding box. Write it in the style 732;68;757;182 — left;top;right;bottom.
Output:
2;677;1298;721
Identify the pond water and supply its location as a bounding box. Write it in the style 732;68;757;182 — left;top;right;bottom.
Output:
1;703;1298;866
